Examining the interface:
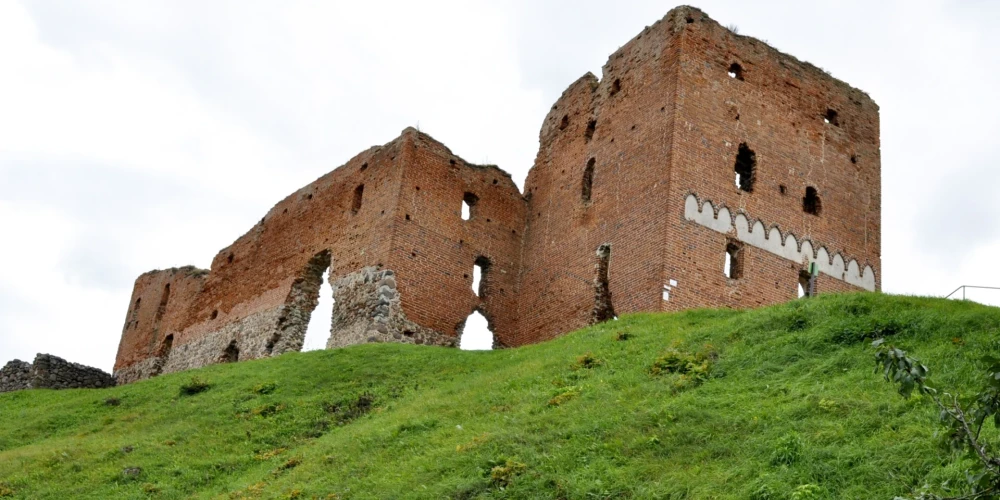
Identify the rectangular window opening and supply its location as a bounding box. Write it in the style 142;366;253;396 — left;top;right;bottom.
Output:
725;241;744;279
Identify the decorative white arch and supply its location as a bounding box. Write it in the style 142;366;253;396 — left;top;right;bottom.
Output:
683;194;876;291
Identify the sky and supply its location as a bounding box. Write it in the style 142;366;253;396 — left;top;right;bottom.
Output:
1;0;998;372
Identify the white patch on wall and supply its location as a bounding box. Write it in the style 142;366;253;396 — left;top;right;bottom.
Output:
683;193;876;291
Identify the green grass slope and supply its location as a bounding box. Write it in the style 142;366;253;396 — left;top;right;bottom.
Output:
2;294;999;499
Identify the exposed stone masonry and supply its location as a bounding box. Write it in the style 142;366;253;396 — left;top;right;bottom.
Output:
0;354;115;393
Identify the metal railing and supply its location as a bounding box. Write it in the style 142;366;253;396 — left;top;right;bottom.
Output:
945;285;1000;301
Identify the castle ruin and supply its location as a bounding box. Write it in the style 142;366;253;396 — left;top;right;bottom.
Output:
114;6;880;384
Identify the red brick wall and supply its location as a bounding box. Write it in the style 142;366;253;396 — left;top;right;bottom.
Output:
386;132;526;347
660;7;880;312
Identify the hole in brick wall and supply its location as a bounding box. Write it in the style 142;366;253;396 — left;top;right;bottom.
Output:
411;251;417;257
227;253;234;264
511;229;517;235
283;208;288;214
686;15;694;23
559;114;569;130
724;240;744;279
306;194;313;200
221;340;239;363
360;162;368;171
472;256;491;297
798;269;814;298
851;154;858;164
352;184;364;214
779;184;787;195
135;297;141;310
803;186;822;215
158;334;173;357
458;310;493;350
415;186;421;191
302;273;334;352
492;179;498;185
405;214;411;221
728;62;744;81
155;283;171;323
734;143;756;192
269;250;333;355
582;158;595;203
403;330;414;338
211;309;218;320
449;159;456;166
610;78;621;96
824;108;839;126
462;192;478;221
592;243;616;324
585;120;596;142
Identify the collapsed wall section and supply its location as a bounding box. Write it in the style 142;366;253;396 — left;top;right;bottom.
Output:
0;354;115;393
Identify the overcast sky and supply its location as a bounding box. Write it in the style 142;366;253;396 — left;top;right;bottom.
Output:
1;0;998;372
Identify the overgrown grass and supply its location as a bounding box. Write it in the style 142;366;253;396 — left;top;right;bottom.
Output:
1;294;999;499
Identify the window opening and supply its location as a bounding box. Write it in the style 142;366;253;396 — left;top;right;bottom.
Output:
462;192;478;221
584;120;596;142
798;269;814;298
725;241;743;279
610;78;621;96
824;108;839;126
592;243;616;324
728;62;744;81
734;143;756;192
352;184;364;214
458;310;493;350
559;114;569;130
472;256;491;297
582;158;595;203
803;186;822;215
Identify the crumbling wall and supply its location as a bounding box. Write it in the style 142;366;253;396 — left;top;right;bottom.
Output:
0;360;31;393
0;354;115;393
113;6;881;383
328;267;455;348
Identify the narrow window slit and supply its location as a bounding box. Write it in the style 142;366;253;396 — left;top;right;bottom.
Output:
734;143;756;192
582;158;595;203
351;184;364;214
725;240;743;279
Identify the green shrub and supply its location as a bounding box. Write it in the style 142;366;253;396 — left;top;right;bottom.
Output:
179;376;210;396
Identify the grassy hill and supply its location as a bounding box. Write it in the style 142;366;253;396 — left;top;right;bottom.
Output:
2;294;999;499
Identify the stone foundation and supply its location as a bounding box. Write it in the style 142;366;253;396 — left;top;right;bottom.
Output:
0;354;115;393
329;267;455;348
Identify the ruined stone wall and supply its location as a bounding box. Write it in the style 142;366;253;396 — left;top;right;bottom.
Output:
0;354;115;393
386;133;526;347
660;7;880;311
114;129;523;381
0;360;31;393
114;5;881;383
